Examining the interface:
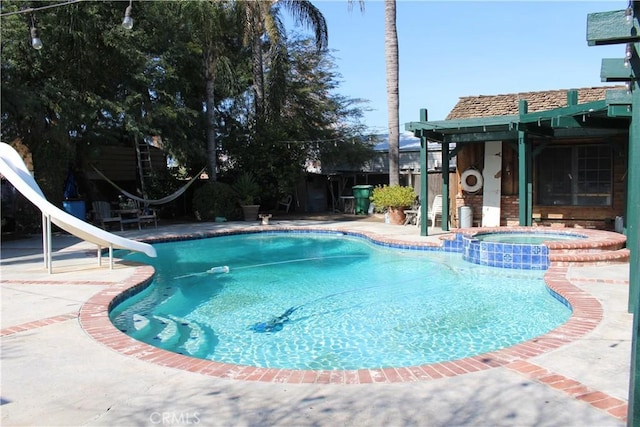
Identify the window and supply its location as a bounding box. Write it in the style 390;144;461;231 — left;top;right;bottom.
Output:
536;144;612;206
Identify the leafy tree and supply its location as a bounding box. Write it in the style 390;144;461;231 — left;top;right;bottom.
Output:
225;35;375;206
1;0;374;219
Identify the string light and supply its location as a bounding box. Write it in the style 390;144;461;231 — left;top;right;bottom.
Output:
0;0;133;51
625;4;634;26
0;0;83;17
30;15;42;50
122;0;133;30
625;43;633;67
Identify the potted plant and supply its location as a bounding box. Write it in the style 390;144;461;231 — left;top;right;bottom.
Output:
234;172;261;221
370;185;417;225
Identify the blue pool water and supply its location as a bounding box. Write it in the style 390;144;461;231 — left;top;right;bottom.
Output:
110;232;571;370
474;232;586;245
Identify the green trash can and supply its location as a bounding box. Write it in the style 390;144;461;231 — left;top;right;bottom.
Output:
352;185;373;215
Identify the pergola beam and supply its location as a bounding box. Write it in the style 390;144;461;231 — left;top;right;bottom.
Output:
587;9;640;46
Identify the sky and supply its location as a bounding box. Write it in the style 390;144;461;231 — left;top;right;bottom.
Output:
290;1;625;134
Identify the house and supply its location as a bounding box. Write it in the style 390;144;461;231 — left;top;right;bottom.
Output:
406;86;630;231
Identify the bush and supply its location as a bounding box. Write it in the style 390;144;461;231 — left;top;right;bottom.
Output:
233;172;260;205
370;185;416;209
192;182;238;221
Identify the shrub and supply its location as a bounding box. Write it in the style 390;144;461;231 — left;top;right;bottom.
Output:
370;185;416;209
233;172;260;205
192;182;237;221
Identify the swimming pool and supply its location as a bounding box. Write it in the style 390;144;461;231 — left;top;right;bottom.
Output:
110;232;571;370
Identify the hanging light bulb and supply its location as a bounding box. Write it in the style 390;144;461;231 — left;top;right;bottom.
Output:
122;1;133;30
30;27;43;50
30;15;42;50
626;80;633;94
625;43;633;67
625;6;633;25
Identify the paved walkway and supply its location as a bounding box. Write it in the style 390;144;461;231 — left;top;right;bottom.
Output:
0;218;633;426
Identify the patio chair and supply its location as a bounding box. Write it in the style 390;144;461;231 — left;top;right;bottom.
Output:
92;201;122;231
430;195;443;228
278;194;293;213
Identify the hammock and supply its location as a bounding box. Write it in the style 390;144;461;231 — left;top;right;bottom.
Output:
91;164;206;206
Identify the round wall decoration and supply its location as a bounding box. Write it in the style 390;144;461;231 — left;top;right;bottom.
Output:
461;169;483;193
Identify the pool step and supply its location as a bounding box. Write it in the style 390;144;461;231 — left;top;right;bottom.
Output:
168;315;209;357
549;248;630;266
152;315;181;347
545;231;629;266
128;313;210;357
132;314;150;331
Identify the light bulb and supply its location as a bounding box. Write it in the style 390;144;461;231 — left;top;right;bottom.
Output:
122;5;133;30
626;7;633;25
30;27;42;50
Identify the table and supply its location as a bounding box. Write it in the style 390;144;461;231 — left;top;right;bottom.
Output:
339;196;355;214
117;208;141;230
403;209;419;226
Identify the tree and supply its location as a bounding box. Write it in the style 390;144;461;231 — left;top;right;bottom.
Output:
384;0;399;186
178;0;244;182
240;0;327;125
224;35;374;205
346;0;399;185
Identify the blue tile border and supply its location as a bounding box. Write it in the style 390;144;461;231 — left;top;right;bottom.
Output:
461;235;550;270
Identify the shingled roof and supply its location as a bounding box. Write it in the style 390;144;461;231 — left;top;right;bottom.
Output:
446;86;623;120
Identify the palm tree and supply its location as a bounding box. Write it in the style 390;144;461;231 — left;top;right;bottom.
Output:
348;0;399;185
240;0;328;123
384;0;399;186
179;1;241;182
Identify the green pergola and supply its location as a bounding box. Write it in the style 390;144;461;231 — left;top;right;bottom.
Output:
405;91;629;234
407;3;639;423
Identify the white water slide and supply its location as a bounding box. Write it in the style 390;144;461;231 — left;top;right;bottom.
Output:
0;142;156;273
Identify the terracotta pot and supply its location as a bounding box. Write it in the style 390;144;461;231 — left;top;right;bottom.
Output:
241;205;260;221
387;207;406;225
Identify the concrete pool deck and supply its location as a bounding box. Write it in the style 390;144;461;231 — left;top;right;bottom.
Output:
0;218;633;426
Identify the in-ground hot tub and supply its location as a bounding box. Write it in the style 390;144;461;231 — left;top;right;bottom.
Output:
461;229;587;270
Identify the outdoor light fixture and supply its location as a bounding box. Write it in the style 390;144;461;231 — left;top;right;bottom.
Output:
30;27;42;50
30;15;42;50
626;80;633;93
122;0;133;30
625;43;634;67
625;6;634;25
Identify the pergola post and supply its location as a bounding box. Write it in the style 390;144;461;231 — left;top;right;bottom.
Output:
587;3;640;423
518;100;531;226
441;140;450;231
420;135;428;236
628;86;640;425
417;109;430;236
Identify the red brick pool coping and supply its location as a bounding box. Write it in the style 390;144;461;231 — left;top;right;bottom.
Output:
73;226;628;422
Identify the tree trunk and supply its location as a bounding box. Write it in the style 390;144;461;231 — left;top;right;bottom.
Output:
246;2;266;120
251;24;265;118
384;0;400;186
205;52;217;182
